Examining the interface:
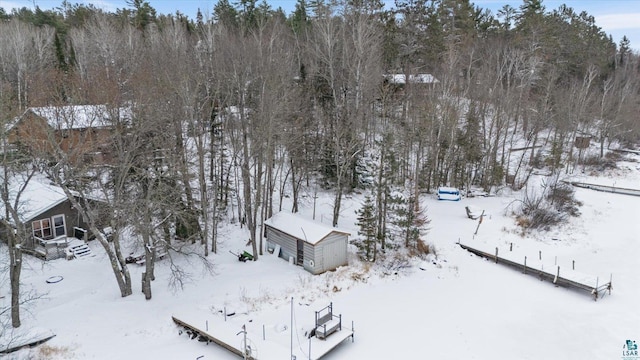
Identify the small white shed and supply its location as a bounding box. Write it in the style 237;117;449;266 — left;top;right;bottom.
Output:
264;212;350;275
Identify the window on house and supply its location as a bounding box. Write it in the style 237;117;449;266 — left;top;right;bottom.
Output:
53;215;66;237
32;218;52;239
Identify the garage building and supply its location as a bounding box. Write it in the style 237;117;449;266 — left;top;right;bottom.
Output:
264;212;350;275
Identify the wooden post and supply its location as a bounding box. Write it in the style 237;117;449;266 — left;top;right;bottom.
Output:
290;297;293;360
352;321;355;343
572;260;575;270
224;307;227;322
474;210;485;235
206;320;209;331
539;250;541;260
510;243;513;251
553;266;560;285
242;324;247;360
524;256;527;274
263;324;265;341
495;247;498;264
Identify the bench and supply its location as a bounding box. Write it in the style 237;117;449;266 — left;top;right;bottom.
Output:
315;303;342;340
316;317;341;340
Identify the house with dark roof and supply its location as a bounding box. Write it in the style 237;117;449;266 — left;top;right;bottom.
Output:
1;174;101;260
8;105;130;165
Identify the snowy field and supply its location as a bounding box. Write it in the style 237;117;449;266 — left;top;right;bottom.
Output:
2;155;640;360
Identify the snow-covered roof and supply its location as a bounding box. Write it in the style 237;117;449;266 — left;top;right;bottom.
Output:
4;173;70;222
26;105;131;130
264;212;350;245
4;116;21;133
384;73;439;85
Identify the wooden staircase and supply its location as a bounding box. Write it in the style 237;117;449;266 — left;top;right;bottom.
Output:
66;240;94;259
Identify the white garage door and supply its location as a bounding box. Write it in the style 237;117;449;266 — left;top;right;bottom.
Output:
322;238;345;271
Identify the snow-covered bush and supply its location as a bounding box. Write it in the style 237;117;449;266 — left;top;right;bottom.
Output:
546;182;582;217
515;174;582;230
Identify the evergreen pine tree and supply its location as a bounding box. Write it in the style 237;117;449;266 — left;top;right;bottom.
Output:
289;0;309;34
388;182;430;251
126;0;156;30
406;197;430;250
617;36;631;68
214;0;239;28
196;9;204;29
356;194;377;261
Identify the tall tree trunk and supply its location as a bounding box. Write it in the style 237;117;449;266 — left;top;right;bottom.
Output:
332;186;342;227
254;158;263;256
141;183;154;300
376;141;386;251
142;236;153;300
196;115;210;257
96;226;132;297
211;179;218;254
2;165;26;328
290;158;300;213
240;121;258;260
9;245;22;328
174;122;199;242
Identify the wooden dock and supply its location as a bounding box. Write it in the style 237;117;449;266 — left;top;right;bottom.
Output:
172;316;254;359
458;243;612;300
563;180;640;197
610;148;640;155
0;333;56;355
172;309;353;360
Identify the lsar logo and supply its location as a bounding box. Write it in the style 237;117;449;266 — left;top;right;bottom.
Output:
623;340;639;360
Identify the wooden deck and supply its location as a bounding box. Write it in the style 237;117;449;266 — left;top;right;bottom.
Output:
458;242;612;300
172;309;353;360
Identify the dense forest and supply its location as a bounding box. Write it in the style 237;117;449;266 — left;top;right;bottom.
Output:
1;0;639;323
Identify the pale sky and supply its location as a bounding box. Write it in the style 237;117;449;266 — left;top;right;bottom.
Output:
1;0;639;50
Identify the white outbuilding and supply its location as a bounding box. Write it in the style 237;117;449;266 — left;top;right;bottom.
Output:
264;212;350;275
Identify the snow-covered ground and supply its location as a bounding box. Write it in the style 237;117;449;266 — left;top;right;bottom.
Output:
2;155;640;360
